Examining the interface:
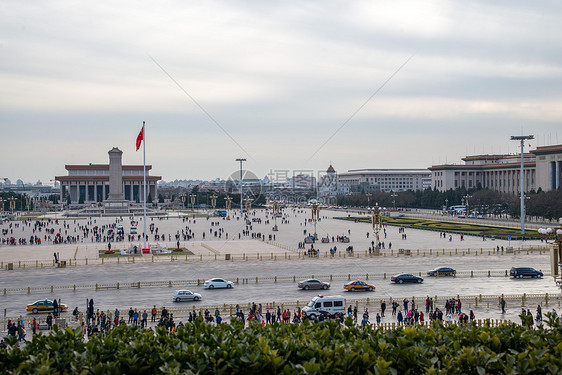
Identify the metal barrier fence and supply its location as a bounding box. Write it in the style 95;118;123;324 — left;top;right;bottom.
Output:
0;245;550;271
2;293;558;331
1;269;552;296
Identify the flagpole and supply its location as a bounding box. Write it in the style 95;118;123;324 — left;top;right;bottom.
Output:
142;121;147;251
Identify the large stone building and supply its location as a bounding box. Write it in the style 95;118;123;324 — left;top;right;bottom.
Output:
338;169;431;193
55;147;161;204
429;144;562;193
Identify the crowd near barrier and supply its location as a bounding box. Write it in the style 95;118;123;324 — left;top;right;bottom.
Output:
1;269;552;296
0;245;550;271
2;293;558;332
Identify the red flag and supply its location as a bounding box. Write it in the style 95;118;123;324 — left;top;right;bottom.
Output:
136;124;144;151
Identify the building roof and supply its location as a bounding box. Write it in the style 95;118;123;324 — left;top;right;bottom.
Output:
429;162;535;171
461;153;533;162
326;165;335;173
65;165;152;170
342;169;430;175
55;176;161;182
531;144;562;155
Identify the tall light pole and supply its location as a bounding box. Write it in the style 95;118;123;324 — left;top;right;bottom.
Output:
225;196;232;211
511;135;534;235
210;194;218;210
236;158;246;218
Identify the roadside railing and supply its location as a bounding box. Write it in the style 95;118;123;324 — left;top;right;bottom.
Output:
2;293;559;331
0;245;551;271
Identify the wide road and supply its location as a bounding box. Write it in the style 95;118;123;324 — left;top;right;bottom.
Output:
1;252;557;316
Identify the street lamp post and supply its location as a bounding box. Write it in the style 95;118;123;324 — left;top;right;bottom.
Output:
210;195;218;210
235;158;246;218
371;204;382;253
445;198;449;212
190;194;196;211
225;196;232;211
538;219;562;290
272;199;280;231
366;193;372;207
310;200;320;239
390;192;398;211
511;135;534;235
463;195;472;216
244;197;253;212
0;198;4;213
9;197;16;214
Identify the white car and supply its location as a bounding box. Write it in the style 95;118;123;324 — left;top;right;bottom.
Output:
173;290;202;302
204;278;234;289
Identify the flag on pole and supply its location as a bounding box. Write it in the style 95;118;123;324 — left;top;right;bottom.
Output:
136;124;144;151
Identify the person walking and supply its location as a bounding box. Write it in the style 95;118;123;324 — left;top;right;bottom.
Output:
380;300;386;317
501;298;506;314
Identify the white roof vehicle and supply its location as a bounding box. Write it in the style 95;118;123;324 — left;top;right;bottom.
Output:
302;295;346;319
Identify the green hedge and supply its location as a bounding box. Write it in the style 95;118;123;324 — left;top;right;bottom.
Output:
336;216;540;240
1;318;560;374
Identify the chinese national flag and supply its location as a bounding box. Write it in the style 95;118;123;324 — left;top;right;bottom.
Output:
136;124;144;151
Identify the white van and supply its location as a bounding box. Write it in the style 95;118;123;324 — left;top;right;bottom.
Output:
130;226;137;234
302;295;346;318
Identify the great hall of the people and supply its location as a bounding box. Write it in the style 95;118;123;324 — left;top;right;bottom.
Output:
429;144;562;194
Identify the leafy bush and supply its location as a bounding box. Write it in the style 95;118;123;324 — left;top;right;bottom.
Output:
1;317;560;374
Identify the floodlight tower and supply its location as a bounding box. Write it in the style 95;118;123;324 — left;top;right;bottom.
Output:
510;135;534;235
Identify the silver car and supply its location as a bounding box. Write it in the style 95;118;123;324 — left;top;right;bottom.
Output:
298;279;330;290
204;278;234;289
173;290;202;302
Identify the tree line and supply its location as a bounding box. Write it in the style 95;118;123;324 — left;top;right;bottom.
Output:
336;188;562;221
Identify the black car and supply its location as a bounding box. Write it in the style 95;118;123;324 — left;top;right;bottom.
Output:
391;273;423;284
509;267;543;278
427;267;456;277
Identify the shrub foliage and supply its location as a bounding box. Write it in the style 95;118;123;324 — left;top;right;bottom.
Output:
1;318;560;374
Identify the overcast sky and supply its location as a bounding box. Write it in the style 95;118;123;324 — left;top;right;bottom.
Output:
1;0;561;184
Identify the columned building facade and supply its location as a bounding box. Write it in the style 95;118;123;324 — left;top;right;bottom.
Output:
430;144;562;193
55;148;161;204
532;145;562;191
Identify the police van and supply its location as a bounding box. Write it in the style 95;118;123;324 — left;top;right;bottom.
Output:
302;295;346;319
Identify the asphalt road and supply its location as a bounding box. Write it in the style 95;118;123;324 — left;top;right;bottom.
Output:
1;252;557;316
